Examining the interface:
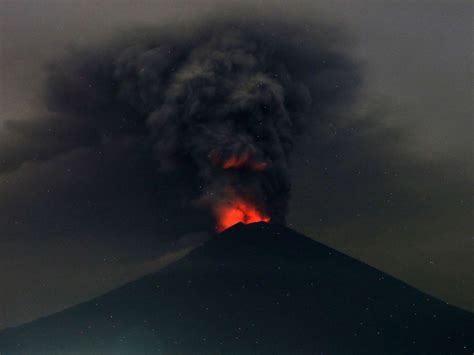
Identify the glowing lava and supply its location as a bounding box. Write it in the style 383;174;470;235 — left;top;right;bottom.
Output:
222;155;250;169
222;156;267;171
215;198;270;232
210;149;267;172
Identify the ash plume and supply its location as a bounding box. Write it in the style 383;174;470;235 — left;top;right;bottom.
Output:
1;19;360;230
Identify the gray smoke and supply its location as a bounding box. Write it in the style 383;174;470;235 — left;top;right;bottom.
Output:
1;19;360;228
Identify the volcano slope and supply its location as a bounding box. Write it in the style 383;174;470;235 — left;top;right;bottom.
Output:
0;222;472;354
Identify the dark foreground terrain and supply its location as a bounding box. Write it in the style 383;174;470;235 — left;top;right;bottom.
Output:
0;223;472;354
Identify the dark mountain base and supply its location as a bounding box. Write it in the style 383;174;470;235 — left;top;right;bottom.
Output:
1;223;472;354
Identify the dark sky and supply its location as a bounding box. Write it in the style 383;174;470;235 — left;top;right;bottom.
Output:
0;0;472;330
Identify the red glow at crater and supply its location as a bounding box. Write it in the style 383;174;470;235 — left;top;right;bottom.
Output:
215;198;270;232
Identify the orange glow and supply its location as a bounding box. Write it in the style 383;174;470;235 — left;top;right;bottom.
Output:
222;154;250;169
215;198;270;232
221;155;267;172
209;149;267;172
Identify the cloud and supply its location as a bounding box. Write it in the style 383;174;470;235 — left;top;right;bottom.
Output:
0;18;361;231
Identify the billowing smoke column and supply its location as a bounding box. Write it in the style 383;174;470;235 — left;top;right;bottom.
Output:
136;23;358;230
146;28;311;229
3;19;360;232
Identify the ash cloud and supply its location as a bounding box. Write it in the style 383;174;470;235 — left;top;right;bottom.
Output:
1;19;360;229
1;4;473;323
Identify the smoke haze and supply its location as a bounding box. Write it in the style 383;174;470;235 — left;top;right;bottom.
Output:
0;1;471;329
1;19;361;227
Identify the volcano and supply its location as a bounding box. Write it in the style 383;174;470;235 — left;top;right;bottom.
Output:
0;223;472;354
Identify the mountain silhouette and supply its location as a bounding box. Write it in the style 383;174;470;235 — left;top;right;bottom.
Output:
0;222;472;354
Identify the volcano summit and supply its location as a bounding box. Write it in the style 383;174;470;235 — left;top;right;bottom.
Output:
0;223;472;354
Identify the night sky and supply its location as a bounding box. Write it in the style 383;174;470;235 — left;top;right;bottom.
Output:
0;0;472;330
